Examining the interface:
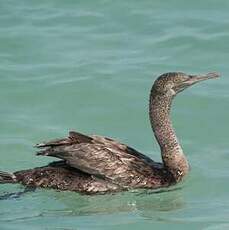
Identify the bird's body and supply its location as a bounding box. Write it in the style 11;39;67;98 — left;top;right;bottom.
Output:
0;72;219;194
10;132;175;194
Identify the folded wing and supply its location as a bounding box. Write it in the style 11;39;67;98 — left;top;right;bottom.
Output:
36;131;162;187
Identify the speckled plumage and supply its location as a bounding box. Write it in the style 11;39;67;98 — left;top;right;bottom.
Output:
0;72;219;194
14;161;121;194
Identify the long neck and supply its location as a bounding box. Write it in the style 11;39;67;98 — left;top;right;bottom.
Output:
149;88;189;182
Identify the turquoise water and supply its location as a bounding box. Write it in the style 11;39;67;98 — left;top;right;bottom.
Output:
0;0;229;229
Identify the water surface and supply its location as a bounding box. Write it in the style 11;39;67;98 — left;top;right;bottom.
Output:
0;0;229;229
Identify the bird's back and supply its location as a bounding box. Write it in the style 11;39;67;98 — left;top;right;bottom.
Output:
36;131;173;189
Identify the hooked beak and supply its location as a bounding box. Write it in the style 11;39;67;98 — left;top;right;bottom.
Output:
176;72;220;93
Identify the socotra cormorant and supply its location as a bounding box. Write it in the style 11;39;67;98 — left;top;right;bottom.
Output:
0;72;219;194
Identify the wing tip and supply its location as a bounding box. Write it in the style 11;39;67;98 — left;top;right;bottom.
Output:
36;150;46;156
34;143;46;148
36;147;52;156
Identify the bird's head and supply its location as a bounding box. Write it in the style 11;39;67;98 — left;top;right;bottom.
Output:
153;72;220;96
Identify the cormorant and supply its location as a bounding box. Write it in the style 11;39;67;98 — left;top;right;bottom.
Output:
0;72;219;194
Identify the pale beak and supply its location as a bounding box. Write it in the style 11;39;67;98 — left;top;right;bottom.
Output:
188;72;220;84
176;72;220;93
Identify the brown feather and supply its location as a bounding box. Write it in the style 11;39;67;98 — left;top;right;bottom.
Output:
35;132;173;188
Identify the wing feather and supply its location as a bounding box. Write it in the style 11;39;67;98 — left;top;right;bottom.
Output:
35;131;162;187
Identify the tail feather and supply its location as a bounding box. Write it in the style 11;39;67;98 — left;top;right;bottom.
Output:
0;171;17;184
